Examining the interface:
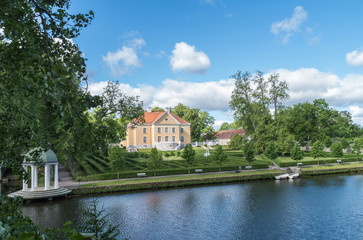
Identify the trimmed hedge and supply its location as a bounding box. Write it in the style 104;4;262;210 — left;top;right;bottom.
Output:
275;157;356;167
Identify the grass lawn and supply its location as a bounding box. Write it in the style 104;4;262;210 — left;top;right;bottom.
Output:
275;154;359;167
80;170;283;187
76;147;270;180
301;162;363;171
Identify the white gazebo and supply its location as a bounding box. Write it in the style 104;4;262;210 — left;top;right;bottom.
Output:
8;148;71;201
22;149;59;191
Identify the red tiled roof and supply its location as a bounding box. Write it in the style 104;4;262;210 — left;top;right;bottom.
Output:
134;111;190;124
215;129;245;139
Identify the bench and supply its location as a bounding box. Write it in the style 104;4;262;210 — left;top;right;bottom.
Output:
195;169;203;173
336;159;342;164
245;166;252;170
137;173;146;177
297;162;303;166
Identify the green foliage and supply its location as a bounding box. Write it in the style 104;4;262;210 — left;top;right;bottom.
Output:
108;146;125;180
151;107;165;112
219;122;235;131
290;144;304;161
331;142;343;158
170;151;175;156
177;151;181;156
214;145;228;172
352;138;363;161
181;144;196;174
311;140;325;164
228;134;244;150
164;152;170;158
265;142;278;160
78;198;120;240
147;148;162;176
340;137;350;149
243;142;255;165
202;125;216;140
173;103;215;142
324;136;333;148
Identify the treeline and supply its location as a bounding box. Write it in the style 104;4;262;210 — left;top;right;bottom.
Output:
228;70;362;155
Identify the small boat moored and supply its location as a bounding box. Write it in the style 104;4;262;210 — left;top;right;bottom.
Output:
289;173;299;179
275;174;289;180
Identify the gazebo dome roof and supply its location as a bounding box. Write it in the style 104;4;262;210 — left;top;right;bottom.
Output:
24;148;58;163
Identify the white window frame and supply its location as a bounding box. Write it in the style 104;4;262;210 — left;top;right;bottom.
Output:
143;128;147;134
157;127;161;133
165;136;169;142
172;136;176;142
181;136;184;142
165;127;169;133
158;136;161;142
180;127;184;133
143;136;147;143
172;127;176;133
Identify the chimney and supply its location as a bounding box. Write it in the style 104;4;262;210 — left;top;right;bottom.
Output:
147;107;152;113
165;107;170;113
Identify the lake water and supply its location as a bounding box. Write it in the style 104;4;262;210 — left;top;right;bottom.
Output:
21;174;363;240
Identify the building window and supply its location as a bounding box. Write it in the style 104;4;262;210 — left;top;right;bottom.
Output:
180;136;184;142
172;127;176;133
181;127;184;133
158;136;161;142
157;127;161;133
165;136;169;142
143;136;147;143
172;136;176;142
165;118;168;121
165;127;169;133
143;128;147;134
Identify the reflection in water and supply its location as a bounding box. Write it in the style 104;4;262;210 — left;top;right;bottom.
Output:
21;174;363;240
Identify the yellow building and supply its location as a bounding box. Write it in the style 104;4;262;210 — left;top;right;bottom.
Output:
126;107;191;151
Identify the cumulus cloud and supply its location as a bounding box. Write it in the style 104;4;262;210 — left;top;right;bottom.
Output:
102;37;146;77
88;68;363;126
271;6;308;43
346;50;363;67
170;42;211;74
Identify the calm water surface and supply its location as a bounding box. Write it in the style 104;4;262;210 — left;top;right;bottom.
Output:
21;174;363;240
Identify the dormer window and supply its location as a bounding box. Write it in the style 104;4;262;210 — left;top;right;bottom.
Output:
165;118;168;121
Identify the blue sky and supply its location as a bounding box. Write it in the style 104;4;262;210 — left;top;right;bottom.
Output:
69;0;363;128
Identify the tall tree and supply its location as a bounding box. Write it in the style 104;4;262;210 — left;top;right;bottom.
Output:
109;146;125;181
265;142;278;165
352;138;363;162
214;145;227;172
268;73;289;119
181;144;196;174
331;142;343;158
0;0;94;176
290;144;304;165
147;148;162;176
311;140;324;165
243;142;255;166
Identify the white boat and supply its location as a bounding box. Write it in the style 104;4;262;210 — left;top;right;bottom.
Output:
288;173;299;179
275;174;289;180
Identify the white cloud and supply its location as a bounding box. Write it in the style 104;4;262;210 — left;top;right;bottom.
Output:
346;50;363;67
127;38;146;49
170;42;211;74
271;6;308;43
89;68;363;126
102;46;141;77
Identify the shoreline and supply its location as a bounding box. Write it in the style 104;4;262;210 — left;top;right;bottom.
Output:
71;165;363;196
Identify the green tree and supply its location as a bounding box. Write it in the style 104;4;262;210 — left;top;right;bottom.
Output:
181;144;196;174
290;144;304;165
219;122;233;131
340;137;350;149
352;138;363;162
214;145;228;172
109;146;125;181
265;142;278;165
78;198;120;240
202;125;216;141
147;148;162;176
228;134;244;150
331;142;343;158
243;142;255;166
173;103;215;142
324;136;333;148
311;140;325;165
151;107;165;112
268;73;289;119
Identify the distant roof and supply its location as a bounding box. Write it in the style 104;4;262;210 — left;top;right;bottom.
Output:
134;111;189;124
215;129;245;139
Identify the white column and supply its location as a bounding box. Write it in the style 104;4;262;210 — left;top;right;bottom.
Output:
30;165;35;191
54;164;59;189
22;165;28;191
44;165;50;190
34;167;38;188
